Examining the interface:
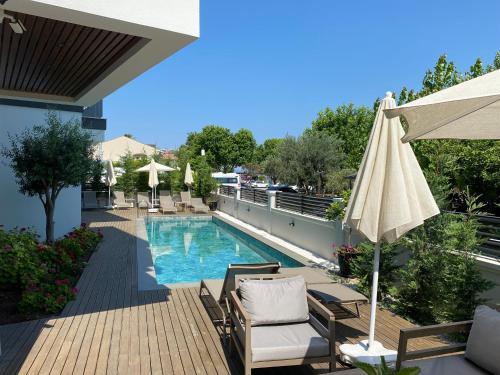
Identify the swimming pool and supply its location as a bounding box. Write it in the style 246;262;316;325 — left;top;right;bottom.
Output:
145;216;303;284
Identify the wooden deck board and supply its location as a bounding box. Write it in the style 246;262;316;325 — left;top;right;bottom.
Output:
0;209;445;374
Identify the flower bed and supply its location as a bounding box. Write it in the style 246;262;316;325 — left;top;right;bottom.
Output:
0;224;101;324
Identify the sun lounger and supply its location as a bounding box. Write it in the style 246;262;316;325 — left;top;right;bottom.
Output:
137;192;151;209
281;267;368;317
190;197;210;213
230;274;335;374
180;191;191;207
83;191;100;209
159;195;177;214
113;191;133;209
199;262;281;340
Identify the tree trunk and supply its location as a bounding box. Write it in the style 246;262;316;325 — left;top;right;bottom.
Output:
45;197;55;243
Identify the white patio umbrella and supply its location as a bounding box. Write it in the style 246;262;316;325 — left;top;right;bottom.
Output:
135;161;175;206
148;160;159;204
135;161;175;173
184;163;194;192
385;69;500;142
105;160;117;208
340;92;440;365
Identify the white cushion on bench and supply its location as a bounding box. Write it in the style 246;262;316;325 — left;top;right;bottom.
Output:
239;276;309;326
465;305;500;374
250;322;330;363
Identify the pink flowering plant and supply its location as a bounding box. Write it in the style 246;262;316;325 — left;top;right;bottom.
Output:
0;224;101;315
332;243;360;277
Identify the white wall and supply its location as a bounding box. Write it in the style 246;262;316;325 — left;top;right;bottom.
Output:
217;193;343;261
0;104;82;240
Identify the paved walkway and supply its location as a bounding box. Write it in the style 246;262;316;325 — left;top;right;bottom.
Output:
0;209;443;374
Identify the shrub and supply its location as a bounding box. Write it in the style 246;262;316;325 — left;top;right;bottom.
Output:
0;224;101;316
394;189;494;325
0;228;41;290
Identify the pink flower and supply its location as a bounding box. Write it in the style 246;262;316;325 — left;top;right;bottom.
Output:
56;295;66;304
3;244;12;252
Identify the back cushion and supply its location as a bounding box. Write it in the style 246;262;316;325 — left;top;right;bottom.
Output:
239;276;309;326
465;305;500;374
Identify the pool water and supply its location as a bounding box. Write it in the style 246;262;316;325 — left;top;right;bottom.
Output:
146;216;302;284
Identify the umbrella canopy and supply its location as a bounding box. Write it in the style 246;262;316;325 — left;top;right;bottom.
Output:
148;160;159;189
135;161;175;173
105;160;116;207
340;92;439;364
105;160;117;187
184;163;194;186
385;69;500;142
345;92;440;243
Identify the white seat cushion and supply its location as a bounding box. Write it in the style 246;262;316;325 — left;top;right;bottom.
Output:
404;354;487;375
465;305;500;374
239;276;309;326
250;322;330;363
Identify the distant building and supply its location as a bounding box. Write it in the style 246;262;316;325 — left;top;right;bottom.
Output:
99;136;157;162
159;149;177;161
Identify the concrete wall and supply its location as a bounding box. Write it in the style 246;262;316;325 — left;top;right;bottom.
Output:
0;104;82;240
217;192;343;261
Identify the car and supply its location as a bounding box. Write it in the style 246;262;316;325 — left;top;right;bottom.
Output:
267;185;297;193
251;181;269;189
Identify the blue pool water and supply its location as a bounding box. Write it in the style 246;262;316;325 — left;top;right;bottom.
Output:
145;216;303;284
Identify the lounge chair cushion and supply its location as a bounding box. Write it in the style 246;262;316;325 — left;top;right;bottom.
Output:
307;283;368;304
250;322;330;363
239;276;309;326
280;267;333;284
465;305;500;374
403;354;487;375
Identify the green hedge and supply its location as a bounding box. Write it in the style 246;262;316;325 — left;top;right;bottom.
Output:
0;224;101;314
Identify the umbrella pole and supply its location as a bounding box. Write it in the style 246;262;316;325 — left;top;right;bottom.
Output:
108;186;111;207
368;242;381;350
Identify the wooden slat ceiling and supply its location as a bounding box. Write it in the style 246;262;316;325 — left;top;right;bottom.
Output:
0;11;145;99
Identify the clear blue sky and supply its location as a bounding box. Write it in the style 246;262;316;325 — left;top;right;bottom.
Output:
104;0;500;149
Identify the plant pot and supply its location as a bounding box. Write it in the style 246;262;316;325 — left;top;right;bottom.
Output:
208;201;218;211
338;253;358;277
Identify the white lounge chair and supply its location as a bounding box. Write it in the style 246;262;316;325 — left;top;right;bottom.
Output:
159;195;177;214
113;191;133;209
180;191;191;207
190;197;209;213
83;191;99;209
137;192;151;209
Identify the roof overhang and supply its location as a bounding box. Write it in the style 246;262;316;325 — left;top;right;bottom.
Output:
0;0;199;106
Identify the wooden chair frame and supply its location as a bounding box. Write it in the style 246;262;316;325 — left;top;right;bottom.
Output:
229;274;336;375
395;320;472;370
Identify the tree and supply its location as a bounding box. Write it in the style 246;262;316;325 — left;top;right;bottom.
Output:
297;132;345;194
311;104;374;169
254;138;282;164
193;156;217;201
264;133;345;193
233;128;256;167
114;152;140;196
2;112;98;243
186;125;235;172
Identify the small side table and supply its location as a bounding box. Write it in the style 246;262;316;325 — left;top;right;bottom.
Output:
175;202;186;212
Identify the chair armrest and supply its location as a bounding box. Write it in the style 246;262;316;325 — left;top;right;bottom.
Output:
307;293;335;321
230;291;251;323
395;320;472;370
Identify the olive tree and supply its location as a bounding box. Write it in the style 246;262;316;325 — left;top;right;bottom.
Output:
2;112;99;243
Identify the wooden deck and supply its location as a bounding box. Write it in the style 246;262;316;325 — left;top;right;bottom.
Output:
0;209;443;375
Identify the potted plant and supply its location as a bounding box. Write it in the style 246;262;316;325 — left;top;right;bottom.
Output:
333;243;360;277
